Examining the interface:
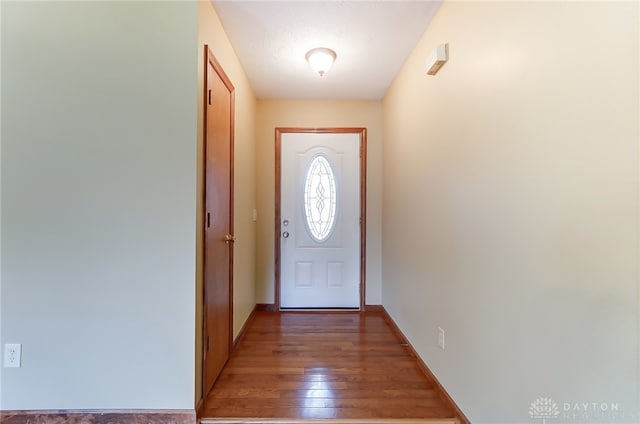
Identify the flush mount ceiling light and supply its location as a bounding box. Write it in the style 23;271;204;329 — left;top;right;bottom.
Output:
305;47;337;77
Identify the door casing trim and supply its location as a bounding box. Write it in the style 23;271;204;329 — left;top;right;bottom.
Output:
274;127;367;311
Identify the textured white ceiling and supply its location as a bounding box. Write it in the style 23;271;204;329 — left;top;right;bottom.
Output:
212;1;442;100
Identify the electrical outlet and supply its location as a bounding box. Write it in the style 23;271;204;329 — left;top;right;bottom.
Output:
438;327;445;350
4;343;22;368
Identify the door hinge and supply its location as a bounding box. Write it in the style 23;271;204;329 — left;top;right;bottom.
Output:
207;212;211;228
208;89;212;105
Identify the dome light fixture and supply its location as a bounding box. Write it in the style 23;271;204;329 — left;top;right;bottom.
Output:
305;47;337;77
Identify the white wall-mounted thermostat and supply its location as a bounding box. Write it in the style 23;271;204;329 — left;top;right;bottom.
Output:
426;43;449;76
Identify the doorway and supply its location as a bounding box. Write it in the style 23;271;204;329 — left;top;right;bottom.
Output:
275;128;367;310
202;46;234;396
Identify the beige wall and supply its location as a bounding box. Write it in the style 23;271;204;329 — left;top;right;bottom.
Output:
1;1;198;410
0;0;4;407
256;100;383;306
382;1;639;422
197;0;257;405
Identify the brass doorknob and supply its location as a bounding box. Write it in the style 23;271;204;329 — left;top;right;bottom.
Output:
224;234;236;243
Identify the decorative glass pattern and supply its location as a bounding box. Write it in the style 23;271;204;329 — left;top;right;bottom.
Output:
304;154;337;242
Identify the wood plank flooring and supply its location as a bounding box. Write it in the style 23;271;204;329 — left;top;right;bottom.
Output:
201;312;456;420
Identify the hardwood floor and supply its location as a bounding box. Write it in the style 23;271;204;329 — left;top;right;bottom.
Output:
201;311;457;421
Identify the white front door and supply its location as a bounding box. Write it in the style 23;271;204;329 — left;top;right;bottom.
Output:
280;131;361;308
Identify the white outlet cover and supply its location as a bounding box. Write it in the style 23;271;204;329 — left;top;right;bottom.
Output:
438;327;445;350
4;343;22;368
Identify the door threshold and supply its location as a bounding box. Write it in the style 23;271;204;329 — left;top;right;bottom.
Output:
201;419;459;424
278;307;361;312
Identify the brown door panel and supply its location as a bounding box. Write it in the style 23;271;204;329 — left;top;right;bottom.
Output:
203;47;234;397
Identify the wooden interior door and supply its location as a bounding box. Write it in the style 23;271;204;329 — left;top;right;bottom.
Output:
203;46;234;396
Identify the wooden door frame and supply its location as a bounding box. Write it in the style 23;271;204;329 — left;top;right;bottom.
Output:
202;45;234;397
274;127;367;311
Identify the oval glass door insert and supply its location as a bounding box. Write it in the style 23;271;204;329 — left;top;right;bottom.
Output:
304;154;337;242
